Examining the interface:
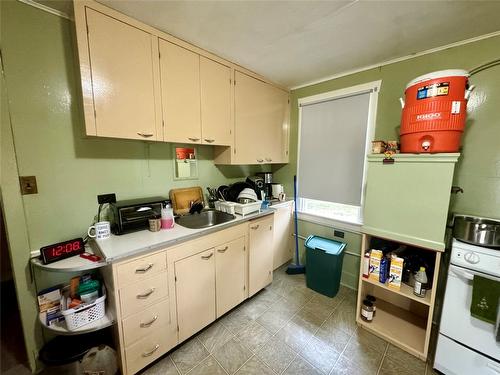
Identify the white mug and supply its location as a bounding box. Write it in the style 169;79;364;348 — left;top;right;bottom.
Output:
88;221;111;240
278;192;286;201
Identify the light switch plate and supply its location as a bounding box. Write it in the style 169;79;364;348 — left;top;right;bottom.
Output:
19;176;38;195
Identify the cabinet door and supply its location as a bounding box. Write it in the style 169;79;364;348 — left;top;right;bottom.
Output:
248;216;274;296
159;40;201;144
175;248;215;342
200;57;232;146
273;202;293;270
86;9;158;140
215;236;246;317
234;71;289;164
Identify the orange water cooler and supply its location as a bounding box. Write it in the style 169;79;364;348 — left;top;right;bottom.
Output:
399;70;474;153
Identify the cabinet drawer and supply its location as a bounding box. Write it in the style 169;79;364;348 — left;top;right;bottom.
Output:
125;324;174;375
116;252;166;287
122;298;170;347
119;272;168;318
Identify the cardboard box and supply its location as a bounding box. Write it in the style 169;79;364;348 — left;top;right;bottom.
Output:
388;256;404;290
369;249;383;282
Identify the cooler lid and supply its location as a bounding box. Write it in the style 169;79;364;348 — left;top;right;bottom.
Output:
305;235;346;255
406;69;469;89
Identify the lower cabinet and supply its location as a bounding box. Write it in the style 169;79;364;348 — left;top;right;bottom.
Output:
215;236;246;317
175;248;216;342
248;215;274;297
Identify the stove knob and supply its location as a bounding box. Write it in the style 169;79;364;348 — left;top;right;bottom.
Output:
464;252;480;264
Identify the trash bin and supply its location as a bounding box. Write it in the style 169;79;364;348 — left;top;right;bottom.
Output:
305;235;346;297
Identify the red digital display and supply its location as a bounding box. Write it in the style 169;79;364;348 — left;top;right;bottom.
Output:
40;238;85;264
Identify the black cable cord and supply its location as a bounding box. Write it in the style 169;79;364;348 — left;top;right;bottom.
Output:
469;58;500;76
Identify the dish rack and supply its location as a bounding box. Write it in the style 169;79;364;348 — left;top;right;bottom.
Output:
61;286;107;331
215;201;262;217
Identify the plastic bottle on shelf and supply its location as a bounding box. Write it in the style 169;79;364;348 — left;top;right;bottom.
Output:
414;267;428;297
161;203;175;229
362;251;370;278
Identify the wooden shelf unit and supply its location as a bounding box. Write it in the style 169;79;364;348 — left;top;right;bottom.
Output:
356;234;441;361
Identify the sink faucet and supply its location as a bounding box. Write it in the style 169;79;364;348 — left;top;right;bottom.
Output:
189;200;204;214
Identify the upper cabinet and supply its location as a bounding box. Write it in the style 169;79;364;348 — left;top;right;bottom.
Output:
159;40;201;144
83;9;160;140
214;71;289;165
74;1;289;164
200;57;232;146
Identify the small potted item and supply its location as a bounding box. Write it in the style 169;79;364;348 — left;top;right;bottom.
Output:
372;140;386;153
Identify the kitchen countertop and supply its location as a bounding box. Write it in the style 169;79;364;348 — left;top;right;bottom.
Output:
94;208;275;263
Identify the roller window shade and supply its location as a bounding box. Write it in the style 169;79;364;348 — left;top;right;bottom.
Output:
298;92;370;206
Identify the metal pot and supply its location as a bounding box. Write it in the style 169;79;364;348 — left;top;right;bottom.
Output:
453;215;500;248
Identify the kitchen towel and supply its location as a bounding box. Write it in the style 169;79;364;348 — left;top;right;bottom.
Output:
470;275;500;324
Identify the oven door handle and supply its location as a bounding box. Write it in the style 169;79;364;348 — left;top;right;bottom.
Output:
450;266;475;281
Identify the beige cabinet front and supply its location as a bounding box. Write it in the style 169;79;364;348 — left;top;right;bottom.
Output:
215;236;246;317
273;202;293;270
85;9;159;140
159;40;201;144
174;248;216;342
233;71;289;164
200;57;232;146
248;216;274;296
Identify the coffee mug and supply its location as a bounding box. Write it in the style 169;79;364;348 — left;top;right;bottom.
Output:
278;192;286;201
149;218;161;232
88;221;111;240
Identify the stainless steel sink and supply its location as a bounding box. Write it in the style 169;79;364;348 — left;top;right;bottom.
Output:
175;210;236;229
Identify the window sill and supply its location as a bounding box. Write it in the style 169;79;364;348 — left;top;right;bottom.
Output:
297;211;362;233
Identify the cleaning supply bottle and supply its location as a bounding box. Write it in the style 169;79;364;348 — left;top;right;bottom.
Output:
414;267;428;297
161;203;174;229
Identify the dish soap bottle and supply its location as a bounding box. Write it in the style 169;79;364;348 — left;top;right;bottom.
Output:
414;267;428;298
161;203;174;229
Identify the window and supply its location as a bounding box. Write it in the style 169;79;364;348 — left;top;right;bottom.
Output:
297;81;381;225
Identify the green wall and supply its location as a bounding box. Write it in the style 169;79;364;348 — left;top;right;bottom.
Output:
274;35;500;219
0;1;268;370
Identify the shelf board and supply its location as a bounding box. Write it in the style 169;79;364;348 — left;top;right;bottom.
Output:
357;298;427;360
31;242;108;272
39;311;114;335
361;277;431;306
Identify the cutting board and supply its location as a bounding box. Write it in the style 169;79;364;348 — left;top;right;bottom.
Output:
170;186;204;215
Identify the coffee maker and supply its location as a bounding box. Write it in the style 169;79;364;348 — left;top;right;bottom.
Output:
256;172;273;200
245;176;265;200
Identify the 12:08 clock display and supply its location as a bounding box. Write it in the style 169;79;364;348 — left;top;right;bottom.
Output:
40;238;85;264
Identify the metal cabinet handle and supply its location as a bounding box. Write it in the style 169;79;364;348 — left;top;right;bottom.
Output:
137;132;154;138
140;315;158;328
142;344;160;357
250;224;260;230
135;263;153;274
204;138;215;143
256;159;264;163
201;253;213;260
217;246;229;253
137;288;155;299
188;137;200;142
265;158;272;162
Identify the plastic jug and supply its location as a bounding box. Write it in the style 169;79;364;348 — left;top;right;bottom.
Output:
161;203;174;229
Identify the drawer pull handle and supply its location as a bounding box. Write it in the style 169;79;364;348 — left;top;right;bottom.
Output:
204;138;215;143
142;344;160;357
188;137;200;142
201;253;213;260
140;315;158;328
135;263;153;274
217;246;229;253
265;158;272;162
250;225;260;230
137;288;155;299
137;132;154;138
256;159;264;163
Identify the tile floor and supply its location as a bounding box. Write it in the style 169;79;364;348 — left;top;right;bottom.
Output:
140;266;437;375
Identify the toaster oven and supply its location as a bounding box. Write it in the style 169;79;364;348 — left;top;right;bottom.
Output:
111;196;167;235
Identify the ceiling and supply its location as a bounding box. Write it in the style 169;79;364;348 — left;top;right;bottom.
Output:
32;0;500;88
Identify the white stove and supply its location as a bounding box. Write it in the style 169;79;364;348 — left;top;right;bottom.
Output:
434;239;500;374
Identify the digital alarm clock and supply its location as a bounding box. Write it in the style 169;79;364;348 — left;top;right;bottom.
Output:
40;238;85;264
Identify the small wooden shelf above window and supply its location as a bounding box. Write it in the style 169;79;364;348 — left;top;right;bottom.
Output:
357;298;427;360
361;277;431;306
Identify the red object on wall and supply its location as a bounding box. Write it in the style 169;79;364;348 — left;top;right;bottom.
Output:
400;70;472;153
